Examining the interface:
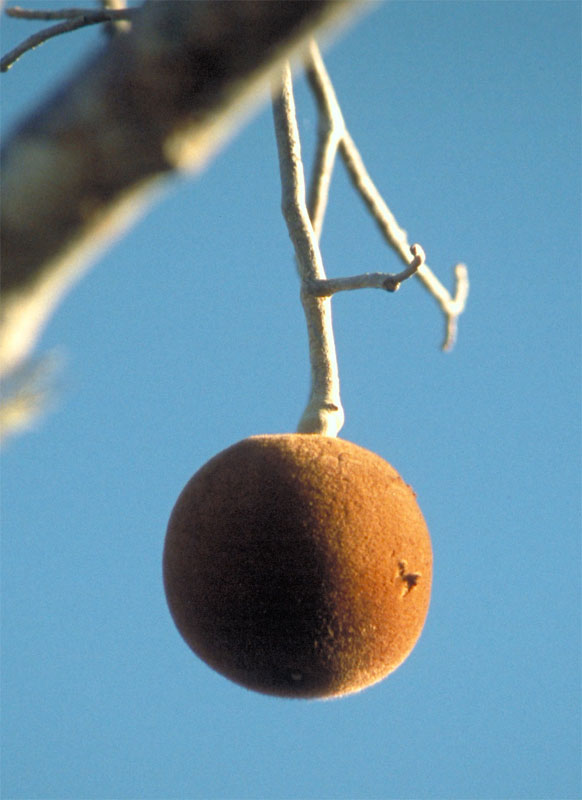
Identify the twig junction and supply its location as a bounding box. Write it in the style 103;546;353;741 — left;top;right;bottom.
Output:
306;41;469;351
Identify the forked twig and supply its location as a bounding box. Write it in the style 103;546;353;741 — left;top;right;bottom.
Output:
272;54;445;436
306;40;469;351
273;43;468;434
1;6;133;71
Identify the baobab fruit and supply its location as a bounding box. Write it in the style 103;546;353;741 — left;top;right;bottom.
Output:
163;434;432;699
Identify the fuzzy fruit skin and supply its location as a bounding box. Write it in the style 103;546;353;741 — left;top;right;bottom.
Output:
163;434;432;699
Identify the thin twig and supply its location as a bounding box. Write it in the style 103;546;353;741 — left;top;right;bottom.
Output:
307;110;341;241
307;243;425;296
272;63;344;438
305;42;345;240
339;129;411;260
306;40;469;351
6;6;98;19
1;8;133;71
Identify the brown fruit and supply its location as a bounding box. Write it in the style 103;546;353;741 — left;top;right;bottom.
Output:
163;434;432;699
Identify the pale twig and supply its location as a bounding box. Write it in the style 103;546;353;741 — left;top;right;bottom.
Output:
306;44;345;240
273;56;426;436
307;107;341;241
307;243;425;296
272;64;344;438
1;8;133;71
306;40;469;351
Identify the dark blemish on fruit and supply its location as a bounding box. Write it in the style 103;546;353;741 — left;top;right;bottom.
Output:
397;560;421;597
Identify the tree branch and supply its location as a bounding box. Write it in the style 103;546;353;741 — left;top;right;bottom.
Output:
0;0;356;378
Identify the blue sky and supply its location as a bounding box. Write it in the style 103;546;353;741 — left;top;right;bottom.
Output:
1;2;580;799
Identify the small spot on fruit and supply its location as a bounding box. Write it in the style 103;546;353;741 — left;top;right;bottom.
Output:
397;560;421;597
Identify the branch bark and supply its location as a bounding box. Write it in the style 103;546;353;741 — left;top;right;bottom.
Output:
0;0;356;377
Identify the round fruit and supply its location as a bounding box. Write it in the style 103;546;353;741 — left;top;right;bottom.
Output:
163;434;432;699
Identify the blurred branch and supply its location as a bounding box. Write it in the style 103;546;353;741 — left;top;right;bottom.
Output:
0;0;356;386
305;40;469;351
98;0;131;35
0;353;61;444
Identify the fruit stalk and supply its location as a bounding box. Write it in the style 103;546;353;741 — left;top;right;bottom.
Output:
272;63;344;437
